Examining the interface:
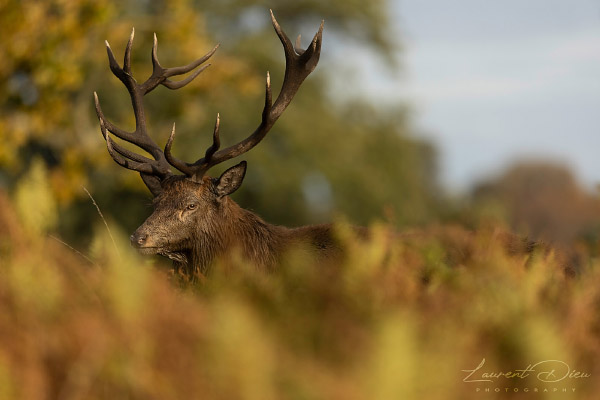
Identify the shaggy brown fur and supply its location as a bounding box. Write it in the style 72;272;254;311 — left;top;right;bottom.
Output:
130;172;343;276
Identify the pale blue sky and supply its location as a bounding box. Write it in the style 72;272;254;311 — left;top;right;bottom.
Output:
337;0;600;190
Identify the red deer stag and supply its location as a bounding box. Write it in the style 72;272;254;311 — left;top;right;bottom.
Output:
94;11;338;276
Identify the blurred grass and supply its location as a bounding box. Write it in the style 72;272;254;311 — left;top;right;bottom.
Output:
0;182;599;400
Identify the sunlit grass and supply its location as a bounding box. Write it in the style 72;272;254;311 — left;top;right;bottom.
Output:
0;185;598;400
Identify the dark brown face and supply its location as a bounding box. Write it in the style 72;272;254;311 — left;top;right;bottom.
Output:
130;176;212;256
129;162;247;258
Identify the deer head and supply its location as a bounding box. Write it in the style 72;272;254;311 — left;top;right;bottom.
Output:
94;11;323;272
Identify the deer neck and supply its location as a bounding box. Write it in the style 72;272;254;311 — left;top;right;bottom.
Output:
221;198;285;269
182;197;284;274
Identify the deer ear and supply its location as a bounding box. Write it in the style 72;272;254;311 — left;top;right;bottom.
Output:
215;161;247;198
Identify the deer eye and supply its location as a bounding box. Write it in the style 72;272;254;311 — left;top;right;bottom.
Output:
187;203;197;210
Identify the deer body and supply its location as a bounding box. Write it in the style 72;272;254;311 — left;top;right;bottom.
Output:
94;12;329;276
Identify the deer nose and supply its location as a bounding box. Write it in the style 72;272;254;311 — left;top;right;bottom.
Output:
130;232;148;247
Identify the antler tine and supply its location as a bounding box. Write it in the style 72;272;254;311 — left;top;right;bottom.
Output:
99;117;157;175
162;63;211;90
105;40;127;81
94;92;136;143
123;28;134;73
164;43;219;77
263;71;273;118
95;90;165;170
186;11;323;179
298;20;324;73
151;33;161;73
164;123;194;176
142;34;218;94
105;130;157;165
270;10;295;58
106;134;155;174
192;113;222;178
205;113;222;161
165;112;222;178
271;11;323;112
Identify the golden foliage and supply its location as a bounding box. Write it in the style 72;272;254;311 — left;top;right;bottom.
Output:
0;189;599;399
14;158;57;235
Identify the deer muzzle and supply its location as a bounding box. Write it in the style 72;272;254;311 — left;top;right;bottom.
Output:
130;231;159;254
130;232;148;246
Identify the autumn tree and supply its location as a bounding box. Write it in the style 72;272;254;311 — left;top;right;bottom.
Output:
470;161;600;246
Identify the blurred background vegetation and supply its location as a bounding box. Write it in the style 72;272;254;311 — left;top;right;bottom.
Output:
1;0;600;398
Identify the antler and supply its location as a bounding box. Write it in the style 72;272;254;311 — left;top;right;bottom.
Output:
94;10;323;193
168;10;324;180
94;28;218;195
